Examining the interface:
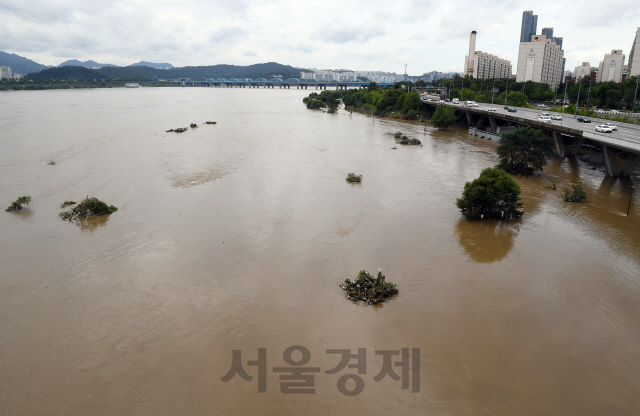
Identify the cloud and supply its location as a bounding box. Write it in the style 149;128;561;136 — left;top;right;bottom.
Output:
313;24;386;44
0;0;638;74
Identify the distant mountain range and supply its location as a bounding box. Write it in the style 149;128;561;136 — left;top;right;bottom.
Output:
57;59;118;68
0;51;51;74
0;51;302;80
0;51;176;73
129;61;174;69
23;62;306;82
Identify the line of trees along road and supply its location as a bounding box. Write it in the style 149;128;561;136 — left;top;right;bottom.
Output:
425;74;639;111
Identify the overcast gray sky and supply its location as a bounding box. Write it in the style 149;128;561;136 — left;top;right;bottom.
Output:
1;0;638;74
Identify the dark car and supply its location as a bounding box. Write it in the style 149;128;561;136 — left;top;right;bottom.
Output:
577;116;592;123
507;107;517;112
504;106;510;110
444;98;451;102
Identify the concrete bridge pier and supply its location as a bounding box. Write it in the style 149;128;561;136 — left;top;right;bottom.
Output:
552;131;565;158
602;145;621;177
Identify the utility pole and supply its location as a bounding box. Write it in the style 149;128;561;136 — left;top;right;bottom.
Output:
586;79;592;108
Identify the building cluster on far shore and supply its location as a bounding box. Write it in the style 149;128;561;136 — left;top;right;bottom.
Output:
464;10;640;89
1;65;22;80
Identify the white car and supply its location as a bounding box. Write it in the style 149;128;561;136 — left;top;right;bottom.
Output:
488;107;496;111
551;114;563;120
537;115;552;123
602;123;618;131
595;125;613;133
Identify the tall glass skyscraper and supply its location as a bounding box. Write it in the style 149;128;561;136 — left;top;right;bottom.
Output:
520;10;538;42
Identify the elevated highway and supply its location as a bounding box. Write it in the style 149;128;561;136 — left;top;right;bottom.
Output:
423;98;640;177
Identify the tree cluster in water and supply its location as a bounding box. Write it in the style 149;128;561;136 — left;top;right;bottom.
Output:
341;270;398;305
346;173;362;183
393;131;421;145
59;197;118;221
6;196;31;212
303;86;428;121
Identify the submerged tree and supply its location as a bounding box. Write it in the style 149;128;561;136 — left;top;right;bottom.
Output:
431;106;457;130
59;197;118;221
456;167;524;220
6;196;32;212
341;270;398;305
497;127;555;175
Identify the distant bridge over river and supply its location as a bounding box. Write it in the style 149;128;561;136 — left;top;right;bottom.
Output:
175;78;395;89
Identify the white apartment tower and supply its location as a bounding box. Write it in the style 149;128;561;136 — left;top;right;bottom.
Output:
627;28;640;78
574;62;592;80
464;31;512;79
0;66;12;79
597;50;625;83
516;34;564;89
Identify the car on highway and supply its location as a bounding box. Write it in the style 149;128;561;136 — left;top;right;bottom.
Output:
507;107;517;112
577;116;591;123
602;123;618;131
595;124;613;133
444;98;451;102
537;115;552;123
488;107;496;111
551;114;563;120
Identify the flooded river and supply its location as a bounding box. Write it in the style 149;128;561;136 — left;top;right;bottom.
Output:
1;87;639;415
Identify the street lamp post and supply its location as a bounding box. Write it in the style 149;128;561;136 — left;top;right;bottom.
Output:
633;76;639;113
561;83;567;126
491;79;496;104
574;78;582;117
628;174;637;216
504;78;508;105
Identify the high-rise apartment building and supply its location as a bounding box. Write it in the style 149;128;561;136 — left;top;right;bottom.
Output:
597;50;626;83
628;28;640;78
463;31;512;79
0;66;12;79
574;62;592;80
520;11;538;43
516;34;564;89
516;12;564;89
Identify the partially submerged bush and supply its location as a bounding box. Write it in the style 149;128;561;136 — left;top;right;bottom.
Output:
59;197;118;221
397;135;421;145
341;270;398;305
346;173;362;183
166;127;188;133
306;99;324;110
60;201;77;208
6;196;32;212
394;131;402;139
190;123;198;128
544;178;557;190
456;167;524;220
560;182;587;203
205;121;217;124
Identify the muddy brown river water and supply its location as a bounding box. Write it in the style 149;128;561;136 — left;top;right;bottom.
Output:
1;87;639;415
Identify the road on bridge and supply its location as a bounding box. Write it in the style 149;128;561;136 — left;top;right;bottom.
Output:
423;95;640;146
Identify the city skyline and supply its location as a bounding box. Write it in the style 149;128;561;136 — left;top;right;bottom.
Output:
0;0;638;76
